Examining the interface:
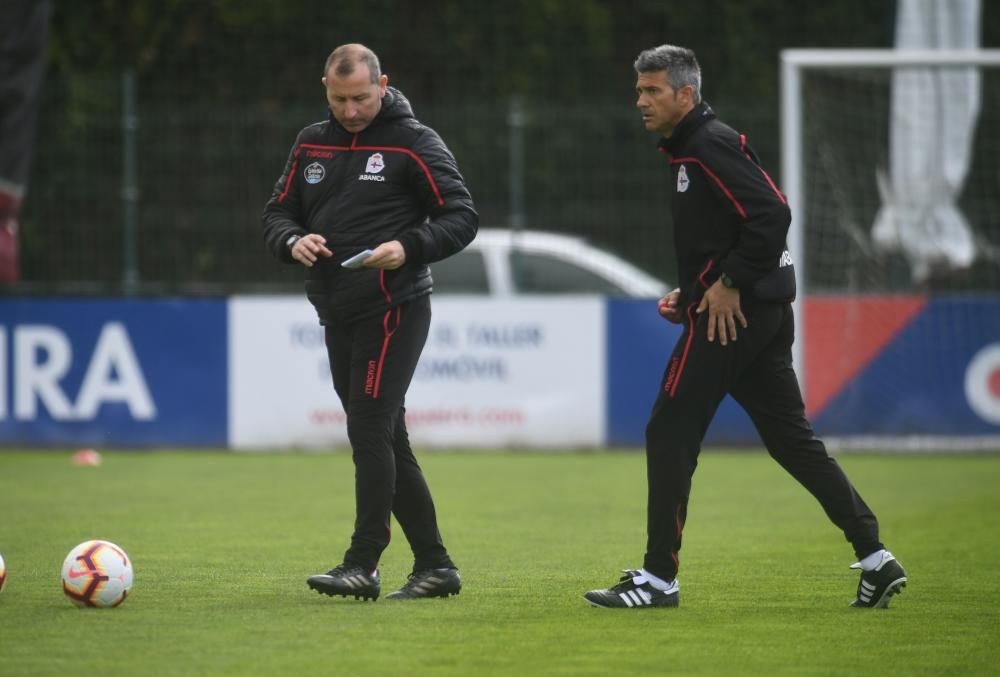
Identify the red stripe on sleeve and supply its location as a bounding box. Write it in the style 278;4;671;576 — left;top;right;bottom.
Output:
277;148;301;203
751;163;787;205
739;135;787;205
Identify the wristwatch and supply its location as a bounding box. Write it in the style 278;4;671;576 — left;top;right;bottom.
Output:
720;273;738;289
285;234;301;251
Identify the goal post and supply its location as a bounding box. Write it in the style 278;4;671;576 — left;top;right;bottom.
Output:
780;49;1000;449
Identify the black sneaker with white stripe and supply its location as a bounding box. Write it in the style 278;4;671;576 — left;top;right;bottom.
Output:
385;568;461;599
307;564;380;601
584;569;680;609
850;551;907;609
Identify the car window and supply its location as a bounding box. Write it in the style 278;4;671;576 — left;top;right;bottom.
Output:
511;251;628;295
429;250;490;293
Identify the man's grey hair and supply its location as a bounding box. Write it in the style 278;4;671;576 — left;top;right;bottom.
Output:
324;43;382;83
634;45;702;103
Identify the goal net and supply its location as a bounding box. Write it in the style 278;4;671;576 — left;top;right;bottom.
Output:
781;49;1000;450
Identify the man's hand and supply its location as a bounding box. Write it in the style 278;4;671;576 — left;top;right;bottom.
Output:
291;234;333;267
696;279;747;345
657;288;683;324
364;240;407;270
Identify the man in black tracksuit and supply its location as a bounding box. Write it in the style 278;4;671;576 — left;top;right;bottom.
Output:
262;44;477;601
585;45;907;609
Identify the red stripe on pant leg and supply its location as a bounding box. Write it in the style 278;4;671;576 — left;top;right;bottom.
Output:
379;270;392;304
372;307;401;399
669;304;700;398
671;501;686;573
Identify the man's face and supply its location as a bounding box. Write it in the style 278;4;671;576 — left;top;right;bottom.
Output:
635;70;692;137
323;64;388;133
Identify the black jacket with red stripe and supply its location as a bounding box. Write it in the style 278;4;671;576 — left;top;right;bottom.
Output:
658;102;795;309
262;87;478;325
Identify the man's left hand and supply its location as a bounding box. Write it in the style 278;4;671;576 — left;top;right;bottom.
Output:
696;279;747;346
364;240;407;270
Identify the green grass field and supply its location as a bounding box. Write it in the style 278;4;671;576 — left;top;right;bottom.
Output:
1;449;998;676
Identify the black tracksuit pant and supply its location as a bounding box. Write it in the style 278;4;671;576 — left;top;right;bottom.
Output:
324;294;455;573
643;298;883;582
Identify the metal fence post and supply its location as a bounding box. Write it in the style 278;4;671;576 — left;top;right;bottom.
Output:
122;68;139;293
507;95;526;230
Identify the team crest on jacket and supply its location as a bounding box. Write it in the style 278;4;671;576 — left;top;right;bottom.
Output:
677;165;690;193
304;162;325;184
365;153;385;174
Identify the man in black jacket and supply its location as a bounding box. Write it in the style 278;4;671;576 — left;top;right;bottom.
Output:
584;45;907;610
263;44;477;601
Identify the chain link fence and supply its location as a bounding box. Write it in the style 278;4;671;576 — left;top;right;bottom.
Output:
18;75;690;294
13;0;998;296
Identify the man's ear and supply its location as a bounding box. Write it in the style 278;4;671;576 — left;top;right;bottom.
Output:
679;84;695;106
379;73;389;96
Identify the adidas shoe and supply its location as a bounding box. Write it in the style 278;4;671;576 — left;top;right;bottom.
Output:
584;569;680;609
307;564;380;601
850;551;907;609
385;568;462;599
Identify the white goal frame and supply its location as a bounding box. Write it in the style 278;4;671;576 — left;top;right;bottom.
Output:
780;49;1000;394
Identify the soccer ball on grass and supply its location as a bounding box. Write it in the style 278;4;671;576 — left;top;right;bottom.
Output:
0;552;7;592
61;540;133;608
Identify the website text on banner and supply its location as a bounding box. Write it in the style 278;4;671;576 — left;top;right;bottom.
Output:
228;297;606;449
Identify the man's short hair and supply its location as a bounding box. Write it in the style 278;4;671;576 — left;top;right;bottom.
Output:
324;44;381;83
634;45;702;103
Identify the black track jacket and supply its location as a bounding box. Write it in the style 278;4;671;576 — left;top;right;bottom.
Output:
658;102;795;309
262;87;478;325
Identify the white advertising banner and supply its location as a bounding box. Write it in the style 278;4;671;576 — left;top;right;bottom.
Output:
228;296;605;449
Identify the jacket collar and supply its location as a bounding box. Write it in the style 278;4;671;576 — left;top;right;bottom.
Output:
657;102;715;156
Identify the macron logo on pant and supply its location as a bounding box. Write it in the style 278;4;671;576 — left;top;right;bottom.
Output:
365;360;377;396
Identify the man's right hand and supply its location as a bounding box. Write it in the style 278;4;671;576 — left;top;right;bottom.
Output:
657;288;683;324
291;234;333;267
